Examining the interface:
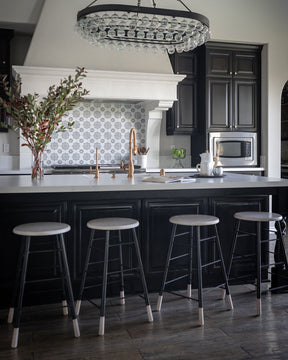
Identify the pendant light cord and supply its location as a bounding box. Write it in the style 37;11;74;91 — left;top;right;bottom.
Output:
177;0;192;12
85;0;189;11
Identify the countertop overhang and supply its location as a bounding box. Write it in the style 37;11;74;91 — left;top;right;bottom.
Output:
0;172;287;194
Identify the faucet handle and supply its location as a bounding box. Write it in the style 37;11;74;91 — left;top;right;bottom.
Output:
133;146;138;156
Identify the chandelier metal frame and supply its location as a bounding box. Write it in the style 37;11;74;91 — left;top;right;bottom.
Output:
76;0;210;53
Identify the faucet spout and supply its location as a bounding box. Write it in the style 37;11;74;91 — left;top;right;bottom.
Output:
128;128;137;178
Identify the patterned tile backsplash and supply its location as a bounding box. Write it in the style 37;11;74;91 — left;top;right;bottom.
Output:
43;101;146;166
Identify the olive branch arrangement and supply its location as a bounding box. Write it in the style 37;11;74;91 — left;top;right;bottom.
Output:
0;67;89;178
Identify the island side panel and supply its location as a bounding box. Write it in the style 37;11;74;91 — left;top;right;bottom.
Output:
0;188;274;307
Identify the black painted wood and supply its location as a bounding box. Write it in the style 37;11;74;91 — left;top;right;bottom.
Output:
0;186;280;308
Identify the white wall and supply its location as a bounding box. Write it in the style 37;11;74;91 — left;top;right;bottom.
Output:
2;0;288;175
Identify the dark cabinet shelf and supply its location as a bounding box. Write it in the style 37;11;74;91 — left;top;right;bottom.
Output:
166;49;199;135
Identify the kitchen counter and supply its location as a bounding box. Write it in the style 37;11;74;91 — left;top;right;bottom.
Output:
1;171;288;307
0;166;265;176
0;172;285;194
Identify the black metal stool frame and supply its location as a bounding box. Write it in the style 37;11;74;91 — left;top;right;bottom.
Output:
227;217;288;315
9;233;79;348
157;221;233;325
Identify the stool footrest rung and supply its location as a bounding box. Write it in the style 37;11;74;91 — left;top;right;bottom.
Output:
170;253;189;261
167;290;198;302
25;277;63;284
237;231;256;237
201;259;221;268
164;274;188;285
200;235;216;243
174;231;190;238
109;241;134;248
107;267;139;276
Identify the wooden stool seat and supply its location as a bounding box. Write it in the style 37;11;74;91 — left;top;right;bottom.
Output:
13;222;70;236
170;214;219;226
234;211;282;222
87;217;139;231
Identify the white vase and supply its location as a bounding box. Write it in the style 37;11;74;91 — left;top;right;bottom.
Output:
138;155;147;169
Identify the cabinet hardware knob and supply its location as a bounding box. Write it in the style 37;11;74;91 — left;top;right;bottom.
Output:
230;125;232;129
177;125;179;128
230;72;232;75
235;125;238;129
2;61;5;65
235;72;238;75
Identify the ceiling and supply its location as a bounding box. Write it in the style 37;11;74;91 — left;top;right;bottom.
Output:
0;0;44;34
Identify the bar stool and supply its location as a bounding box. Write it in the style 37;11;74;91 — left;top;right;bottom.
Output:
227;211;288;316
75;217;153;335
157;214;233;325
8;222;80;348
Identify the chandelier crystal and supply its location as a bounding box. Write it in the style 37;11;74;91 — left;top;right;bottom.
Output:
76;1;210;54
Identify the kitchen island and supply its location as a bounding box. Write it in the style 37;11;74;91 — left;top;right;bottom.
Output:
0;172;288;307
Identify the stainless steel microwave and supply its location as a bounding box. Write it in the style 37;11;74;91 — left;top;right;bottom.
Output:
209;132;257;167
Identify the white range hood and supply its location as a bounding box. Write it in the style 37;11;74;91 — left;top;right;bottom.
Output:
12;65;185;169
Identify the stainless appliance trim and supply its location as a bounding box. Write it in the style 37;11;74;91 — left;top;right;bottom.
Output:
209;132;257;167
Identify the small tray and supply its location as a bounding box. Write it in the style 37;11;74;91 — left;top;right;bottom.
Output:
193;174;226;178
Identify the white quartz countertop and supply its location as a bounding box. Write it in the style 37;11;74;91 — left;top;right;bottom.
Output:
0;172;287;194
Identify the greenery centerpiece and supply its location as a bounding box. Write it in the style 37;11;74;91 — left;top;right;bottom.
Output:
0;67;89;179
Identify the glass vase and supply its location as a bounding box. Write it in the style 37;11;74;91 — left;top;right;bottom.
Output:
31;149;44;180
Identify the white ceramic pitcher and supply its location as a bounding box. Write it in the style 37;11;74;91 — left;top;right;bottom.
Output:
196;151;214;176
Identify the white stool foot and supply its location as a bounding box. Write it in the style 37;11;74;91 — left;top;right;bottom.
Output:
227;294;234;310
156;295;163;311
99;316;105;336
75;300;81;316
62;300;68;316
7;307;14;324
199;308;204;326
146;305;153;322
120;290;125;305
187;284;192;298
11;328;19;348
257;298;262;316
73;319;80;337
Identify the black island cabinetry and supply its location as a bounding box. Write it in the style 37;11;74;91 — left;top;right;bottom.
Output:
0;185;275;308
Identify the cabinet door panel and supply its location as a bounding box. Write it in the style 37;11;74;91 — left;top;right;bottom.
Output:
234;79;257;130
207;78;232;130
206;49;232;76
233;52;258;78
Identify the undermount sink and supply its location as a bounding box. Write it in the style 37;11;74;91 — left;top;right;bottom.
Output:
46;164;145;175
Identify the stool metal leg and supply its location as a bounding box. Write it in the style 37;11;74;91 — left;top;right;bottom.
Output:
187;226;193;298
132;228;153;323
214;225;233;310
11;236;30;349
99;230;110;336
196;226;204;326
55;236;69;316
157;224;177;311
8;238;26;324
58;234;80;338
76;229;95;316
118;230;125;305
256;222;262;316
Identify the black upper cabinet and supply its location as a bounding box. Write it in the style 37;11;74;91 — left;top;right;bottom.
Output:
166;50;199;135
205;43;261;132
0;29;14;132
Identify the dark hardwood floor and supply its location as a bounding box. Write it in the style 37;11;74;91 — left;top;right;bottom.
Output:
0;284;288;360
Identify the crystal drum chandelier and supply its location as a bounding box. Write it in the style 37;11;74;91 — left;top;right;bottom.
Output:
76;0;210;53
